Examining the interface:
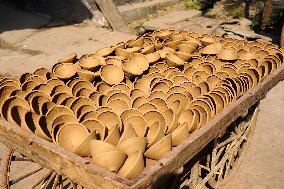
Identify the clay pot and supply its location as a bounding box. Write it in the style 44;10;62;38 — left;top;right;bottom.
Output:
51;85;72;97
21;80;39;93
58;52;77;63
123;115;148;137
108;98;130;116
217;49;238;61
1;96;30;120
120;108;143;122
52;63;77;80
77;68;99;83
144;134;172;160
70;97;95;117
71;80;94;95
155;29;172;40
146;122;165;147
0;77;20;87
151;81;171;93
96;47;114;57
78;57;102;72
167;93;189;115
132;96;149;108
8;106;33;132
128;37;144;48
57;123;89;153
150;98;168;113
101;64;124;85
90;139;127;172
162;108;178;134
177;44;197;54
122;59;144;77
145;52;160;65
104;124;121;146
178;109;199;132
112;83;132;95
207;75;221;89
118;151;144;179
97;110;122;130
141;44;155;54
174;51;191;61
107;92;131;107
170;33;185;41
165;53;185;67
118;124;137;145
93;150;127;173
137;103;157;114
46;105;74;132
118;137;146;155
172;75;189;86
154;62;169;72
115;48;133;59
34;68;57;81
172;122;189;146
25;75;46;84
47;78;65;87
200;35;215;46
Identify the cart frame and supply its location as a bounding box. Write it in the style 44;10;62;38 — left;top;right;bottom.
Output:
0;64;284;189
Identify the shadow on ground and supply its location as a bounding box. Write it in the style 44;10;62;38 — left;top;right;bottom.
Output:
0;0;94;33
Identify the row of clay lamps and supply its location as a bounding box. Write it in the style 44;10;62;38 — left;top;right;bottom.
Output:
0;29;283;180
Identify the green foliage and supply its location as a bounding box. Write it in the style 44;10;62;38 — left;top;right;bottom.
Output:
231;6;243;19
250;14;260;30
183;0;202;10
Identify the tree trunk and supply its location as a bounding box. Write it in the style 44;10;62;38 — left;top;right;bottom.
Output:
261;0;273;30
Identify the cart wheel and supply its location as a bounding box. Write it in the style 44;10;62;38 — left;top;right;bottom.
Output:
0;147;83;189
193;105;259;189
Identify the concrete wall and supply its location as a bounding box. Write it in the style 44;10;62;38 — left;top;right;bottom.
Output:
113;0;145;6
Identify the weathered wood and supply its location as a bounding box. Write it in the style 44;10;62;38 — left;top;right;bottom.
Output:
95;0;131;33
131;63;284;189
0;64;284;188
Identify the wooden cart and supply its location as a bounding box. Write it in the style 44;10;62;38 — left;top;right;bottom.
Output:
0;58;284;188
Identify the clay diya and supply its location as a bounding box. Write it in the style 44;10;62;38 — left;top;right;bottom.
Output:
57;123;89;153
118;151;144;179
123;115;148;137
52;63;77;81
78;56;102;72
58;52;77;63
144;134;172;160
92;149;127;173
165;53;185;67
171;122;189;146
101;64;125;85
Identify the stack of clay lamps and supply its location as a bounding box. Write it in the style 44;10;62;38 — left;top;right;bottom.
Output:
0;29;283;180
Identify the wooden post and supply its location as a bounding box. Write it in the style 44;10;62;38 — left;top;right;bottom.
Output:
95;0;132;33
281;25;284;47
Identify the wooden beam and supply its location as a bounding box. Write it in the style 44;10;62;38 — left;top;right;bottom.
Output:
95;0;132;33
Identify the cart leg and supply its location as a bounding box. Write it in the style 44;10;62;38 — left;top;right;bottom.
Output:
0;146;13;189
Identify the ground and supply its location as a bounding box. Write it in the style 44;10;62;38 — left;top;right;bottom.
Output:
0;0;283;188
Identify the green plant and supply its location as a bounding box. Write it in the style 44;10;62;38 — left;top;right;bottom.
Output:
250;14;260;30
231;6;243;19
183;0;202;10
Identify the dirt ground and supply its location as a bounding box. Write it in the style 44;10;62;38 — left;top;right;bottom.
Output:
0;1;283;188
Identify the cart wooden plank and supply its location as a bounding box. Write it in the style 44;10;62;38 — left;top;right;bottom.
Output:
95;0;131;33
0;63;284;189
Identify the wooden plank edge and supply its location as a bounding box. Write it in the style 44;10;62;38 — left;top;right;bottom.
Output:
0;119;132;189
130;63;284;189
